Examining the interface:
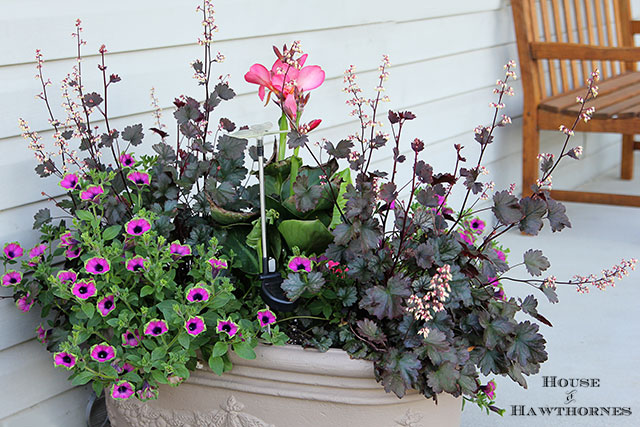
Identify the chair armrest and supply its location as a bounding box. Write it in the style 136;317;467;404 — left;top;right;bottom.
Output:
530;42;640;61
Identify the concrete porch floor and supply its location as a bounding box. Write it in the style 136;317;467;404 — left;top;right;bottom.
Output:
461;169;640;426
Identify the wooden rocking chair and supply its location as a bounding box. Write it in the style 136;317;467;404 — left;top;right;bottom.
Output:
512;0;640;206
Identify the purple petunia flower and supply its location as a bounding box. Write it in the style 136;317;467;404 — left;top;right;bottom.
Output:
85;257;110;275
144;319;168;337
481;380;496;400
494;249;506;262
111;380;135;400
288;256;312;273
57;270;77;284
216;319;238;338
29;244;47;259
469;218;485;234
59;173;79;190
121;329;141;347
127;171;150;186
59;232;78;247
125;256;147;272
186;286;210;303
3;242;24;259
208;258;228;270
257;309;276;327
494;288;506;301
53;352;77;369
136;382;158;401
71;280;97;300
119;153;135;167
90;343;116;363
80;185;104;202
458;231;474;246
113;362;136;375
97;295;116;316
487;276;500;287
36;325;51;344
65;246;82;259
184;316;206;336
125;218;151;236
16;294;34;313
169;242;191;258
2;270;22;287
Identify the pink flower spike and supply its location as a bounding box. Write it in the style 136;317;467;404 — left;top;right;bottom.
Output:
257;309;276;327
283;93;297;119
3;242;24;259
60;173;79;190
16;294;34;312
2;270;22;287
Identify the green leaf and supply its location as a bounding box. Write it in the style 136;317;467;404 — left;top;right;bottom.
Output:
290;175;323;213
156;300;180;323
212;341;228;357
278;219;333;255
75;210;94;223
151;346;167;361
212;226;259;275
81;303;95;319
209;202;257;225
102;225;121;241
426;361;460;394
92;381;104;397
151;369;168;384
71;371;94;386
233;341;256;360
140;285;154;297
329;168;351;229
178;333;191;349
523;249;550;277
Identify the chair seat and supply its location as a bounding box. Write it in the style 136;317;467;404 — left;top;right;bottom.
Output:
540;71;640;119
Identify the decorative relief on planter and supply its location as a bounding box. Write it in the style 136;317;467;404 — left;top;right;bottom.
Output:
394;409;424;427
110;395;274;427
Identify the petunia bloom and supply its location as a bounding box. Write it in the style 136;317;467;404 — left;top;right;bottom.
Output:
65;246;82;259
53;352;77;369
59;173;79;190
136;382;158;401
71;280;97;300
481;380;497;400
458;231;474;246
85;257;110;275
119;153;135;167
4;242;24;259
127;171;150;186
288;256;312;273
169;242;191;258
184;316;206;336
59;232;78;247
111;381;135;400
80;185;104;202
257;309;276;327
125;218;151;236
36;325;51;344
208;258;228;270
469;218;485;234
57;270;77;284
90;343;116;363
144;319;168;337
125;256;148;272
97;295;116;316
494;249;506;262
29;244;47;259
186;286;210;303
114;362;136;375
121;329;141;347
216;319;239;338
2;270;22;287
16;294;34;312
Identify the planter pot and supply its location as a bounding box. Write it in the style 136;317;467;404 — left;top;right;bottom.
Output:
106;344;462;427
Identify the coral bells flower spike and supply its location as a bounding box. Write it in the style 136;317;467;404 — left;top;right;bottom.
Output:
127;171;150;186
85;257;110;275
288;256;312;272
169;242;191;258
125;218;151;236
111;381;135;400
121;330;141;347
2;271;22;287
257;309;276;327
144;319;168;337
53;352;77;369
97;295;116;316
90;343;116;362
3;242;23;259
184;316;206;336
208;258;228;270
216;319;239;338
119;153;135;167
186;287;210;303
59;173;79;190
126;256;148;272
16;294;34;312
80;185;104;202
71;280;97;300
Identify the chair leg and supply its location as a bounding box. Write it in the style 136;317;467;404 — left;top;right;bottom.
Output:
621;134;634;180
522;116;540;197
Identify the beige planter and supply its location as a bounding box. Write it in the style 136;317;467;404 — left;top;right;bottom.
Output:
106;344;462;427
